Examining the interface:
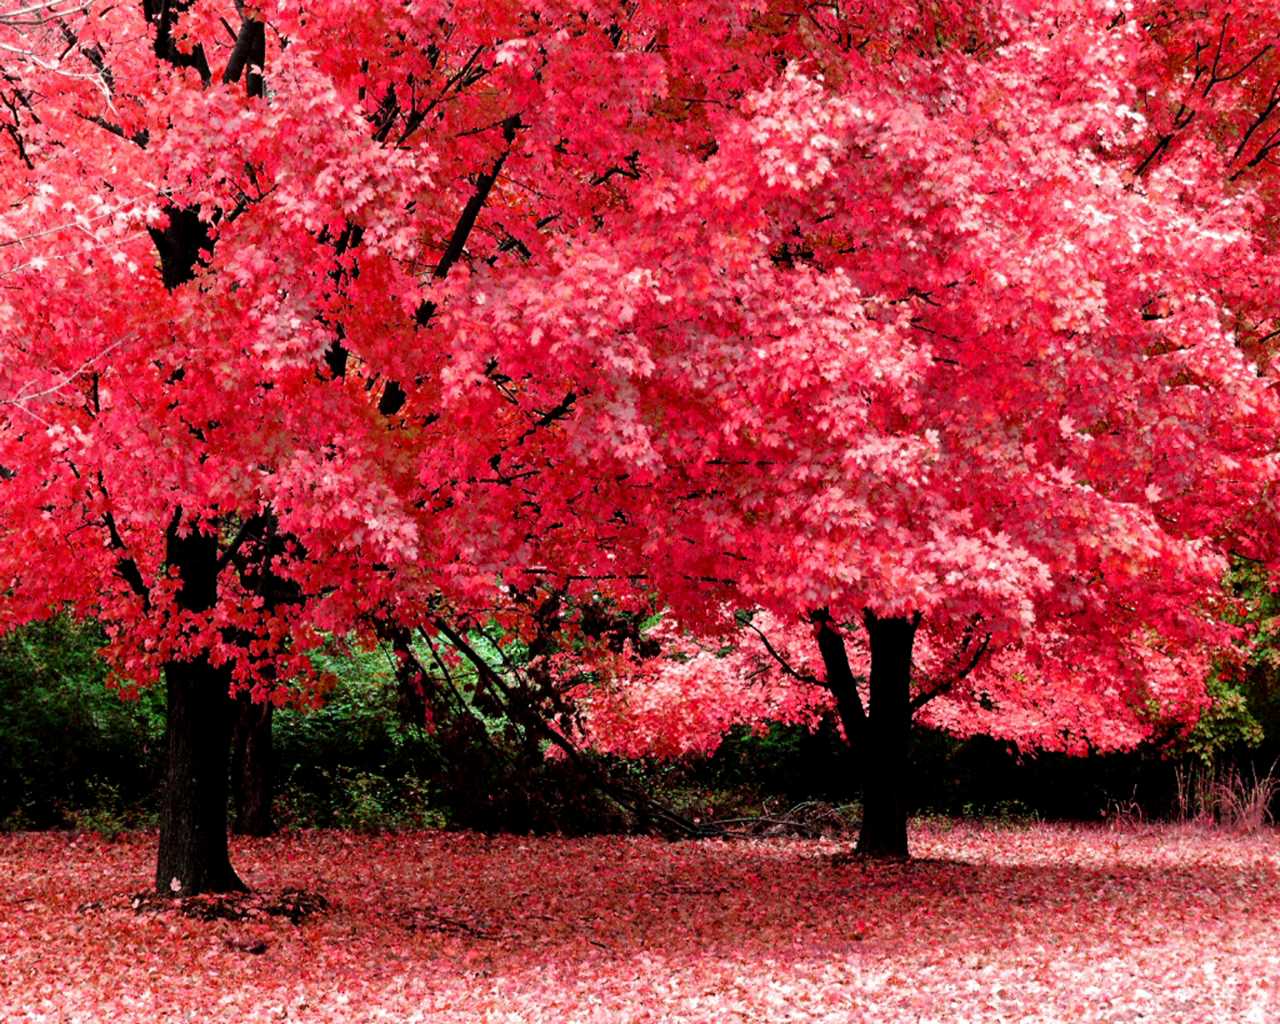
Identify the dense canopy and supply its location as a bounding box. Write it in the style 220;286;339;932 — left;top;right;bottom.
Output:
2;0;1280;867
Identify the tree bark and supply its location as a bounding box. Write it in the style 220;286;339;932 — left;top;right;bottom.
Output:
154;521;246;895
812;609;867;749
231;694;275;837
156;655;245;894
856;611;919;859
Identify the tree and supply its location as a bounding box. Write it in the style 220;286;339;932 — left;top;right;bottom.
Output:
457;0;1280;856
4;0;1280;884
0;0;767;891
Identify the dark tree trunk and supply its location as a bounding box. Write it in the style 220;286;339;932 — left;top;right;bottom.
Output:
813;610;867;754
156;655;245;894
856;612;919;859
231;694;275;837
155;521;245;895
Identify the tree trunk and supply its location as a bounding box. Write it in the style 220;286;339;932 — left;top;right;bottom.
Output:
155;520;245;895
856;612;918;859
156;655;245;894
231;694;275;837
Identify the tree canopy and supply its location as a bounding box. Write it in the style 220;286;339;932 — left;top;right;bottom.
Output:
2;0;1280;867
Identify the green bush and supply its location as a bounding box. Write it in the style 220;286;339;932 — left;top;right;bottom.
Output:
0;619;626;835
277;767;447;832
0;617;163;830
1183;675;1266;766
261;644;452;830
8;603;1276;835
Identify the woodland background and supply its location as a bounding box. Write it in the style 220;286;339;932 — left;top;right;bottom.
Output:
6;564;1278;838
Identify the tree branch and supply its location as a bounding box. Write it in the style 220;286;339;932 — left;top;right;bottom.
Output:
222;7;265;97
215;511;269;571
909;626;991;711
428;615;708;838
144;0;211;85
97;474;150;608
810;608;867;735
414;114;521;328
741;616;824;687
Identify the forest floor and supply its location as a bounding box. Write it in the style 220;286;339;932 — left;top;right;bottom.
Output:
1;821;1278;1022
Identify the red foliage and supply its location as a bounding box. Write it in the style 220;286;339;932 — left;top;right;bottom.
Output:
2;3;1280;755
2;825;1279;1021
567;610;1224;757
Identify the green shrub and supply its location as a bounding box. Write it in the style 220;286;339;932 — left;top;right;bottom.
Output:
0;617;163;830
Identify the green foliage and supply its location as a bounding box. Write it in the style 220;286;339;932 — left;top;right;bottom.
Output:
1177;558;1280;771
957;799;1040;825
65;778;153;838
278;768;447;832
613;719;855;828
270;643;450;830
0;621;455;834
0;617;163;831
1183;676;1265;766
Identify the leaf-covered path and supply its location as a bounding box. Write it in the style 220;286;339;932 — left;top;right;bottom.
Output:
2;823;1278;1022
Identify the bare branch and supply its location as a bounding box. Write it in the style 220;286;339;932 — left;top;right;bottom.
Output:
810;608;867;734
741;617;824;687
909;627;991;711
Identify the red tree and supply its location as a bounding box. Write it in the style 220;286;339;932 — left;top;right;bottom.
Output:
3;0;1279;884
0;0;763;891
455;0;1280;855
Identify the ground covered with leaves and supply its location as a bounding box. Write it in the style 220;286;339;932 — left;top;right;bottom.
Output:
2;823;1278;1022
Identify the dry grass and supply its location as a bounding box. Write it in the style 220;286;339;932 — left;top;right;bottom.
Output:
1174;763;1278;833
